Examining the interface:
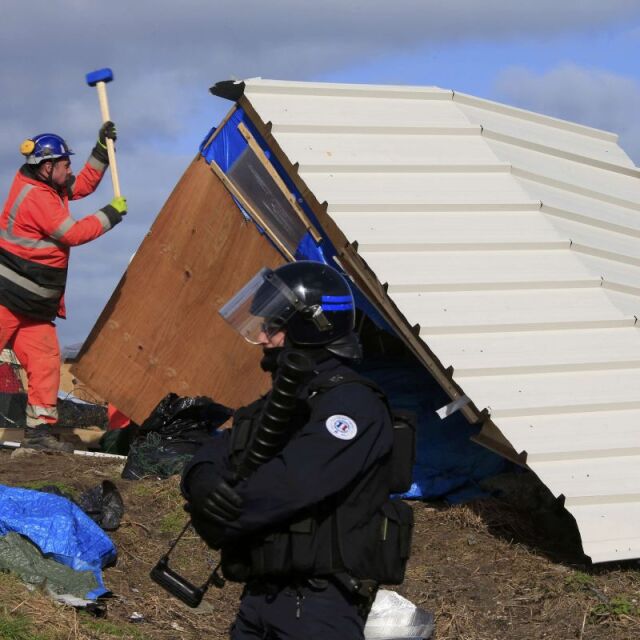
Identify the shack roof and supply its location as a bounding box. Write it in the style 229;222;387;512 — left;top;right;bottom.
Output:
233;78;640;563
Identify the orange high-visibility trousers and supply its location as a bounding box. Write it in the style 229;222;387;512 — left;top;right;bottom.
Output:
0;304;59;426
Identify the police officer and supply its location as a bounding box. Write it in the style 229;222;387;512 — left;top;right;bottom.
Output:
182;261;411;639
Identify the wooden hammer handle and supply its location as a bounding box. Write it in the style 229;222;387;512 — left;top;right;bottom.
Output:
95;81;121;198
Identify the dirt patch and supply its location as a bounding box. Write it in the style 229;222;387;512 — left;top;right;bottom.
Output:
0;448;638;640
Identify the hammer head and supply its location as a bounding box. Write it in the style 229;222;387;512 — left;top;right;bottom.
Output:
86;68;114;87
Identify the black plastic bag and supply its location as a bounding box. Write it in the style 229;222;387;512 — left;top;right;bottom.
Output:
37;481;125;531
76;480;125;531
121;394;232;481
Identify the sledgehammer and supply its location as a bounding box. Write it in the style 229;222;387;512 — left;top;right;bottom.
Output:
85;67;121;197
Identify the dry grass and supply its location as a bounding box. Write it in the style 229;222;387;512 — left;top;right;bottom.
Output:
0;450;639;639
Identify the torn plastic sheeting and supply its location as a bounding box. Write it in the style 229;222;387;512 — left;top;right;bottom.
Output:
364;589;434;639
0;485;116;600
355;358;509;503
0;532;99;600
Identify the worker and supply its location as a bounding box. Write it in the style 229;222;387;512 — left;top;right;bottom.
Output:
182;261;413;639
0;125;127;452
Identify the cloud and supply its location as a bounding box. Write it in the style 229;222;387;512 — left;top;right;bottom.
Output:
494;64;640;164
2;1;640;342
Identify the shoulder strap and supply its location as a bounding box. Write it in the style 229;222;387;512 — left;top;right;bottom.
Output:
308;368;391;414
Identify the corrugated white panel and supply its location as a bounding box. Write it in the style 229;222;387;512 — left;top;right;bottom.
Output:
362;250;598;290
456;368;640;416
242;78;640;562
495;409;640;460
393;288;636;333
454;94;634;169
334;211;565;250
274;132;496;167
523;180;640;234
487;139;640;205
428;327;640;374
305;171;529;208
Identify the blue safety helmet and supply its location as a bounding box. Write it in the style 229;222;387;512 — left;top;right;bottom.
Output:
20;133;74;165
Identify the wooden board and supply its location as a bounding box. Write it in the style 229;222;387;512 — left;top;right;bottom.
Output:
0;426;105;447
72;155;284;424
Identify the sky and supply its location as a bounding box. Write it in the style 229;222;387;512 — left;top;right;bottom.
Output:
1;1;639;346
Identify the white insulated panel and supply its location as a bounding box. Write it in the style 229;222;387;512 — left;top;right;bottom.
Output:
246;93;470;129
456;368;640;417
242;78;640;563
304;171;530;208
333;211;566;250
427;327;640;374
392;288;632;333
487;139;640;205
274;132;497;167
454;95;633;168
495;409;640;460
362;250;599;290
564;503;640;563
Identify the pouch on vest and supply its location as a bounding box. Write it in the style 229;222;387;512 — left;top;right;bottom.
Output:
371;498;413;584
389;411;417;494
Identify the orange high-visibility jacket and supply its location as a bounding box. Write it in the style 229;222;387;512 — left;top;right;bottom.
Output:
0;156;120;321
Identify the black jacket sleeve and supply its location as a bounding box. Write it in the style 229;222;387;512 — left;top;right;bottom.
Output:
212;382;393;540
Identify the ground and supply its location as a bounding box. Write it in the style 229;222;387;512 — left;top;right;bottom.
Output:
0;449;638;640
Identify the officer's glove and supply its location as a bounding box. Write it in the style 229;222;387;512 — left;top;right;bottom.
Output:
190;512;226;550
100;196;127;227
192;478;243;526
98;121;117;146
91;121;117;164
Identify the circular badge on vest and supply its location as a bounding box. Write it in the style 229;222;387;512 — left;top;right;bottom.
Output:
325;414;358;440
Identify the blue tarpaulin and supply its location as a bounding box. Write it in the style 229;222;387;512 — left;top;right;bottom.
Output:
355;358;510;503
0;485;116;599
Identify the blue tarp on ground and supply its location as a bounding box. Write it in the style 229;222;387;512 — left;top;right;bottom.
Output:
0;485;116;599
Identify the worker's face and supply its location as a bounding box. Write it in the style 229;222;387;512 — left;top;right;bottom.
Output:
257;329;286;349
40;159;73;187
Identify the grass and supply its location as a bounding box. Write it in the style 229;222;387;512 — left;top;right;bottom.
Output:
591;595;639;620
159;507;186;535
0;613;50;640
79;616;152;639
565;570;596;591
17;480;77;499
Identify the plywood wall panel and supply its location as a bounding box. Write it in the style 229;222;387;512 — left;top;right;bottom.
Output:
72;155;284;424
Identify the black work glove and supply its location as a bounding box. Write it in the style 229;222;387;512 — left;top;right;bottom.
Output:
92;121;117;165
98;121;117;145
190;512;226;550
191;478;243;526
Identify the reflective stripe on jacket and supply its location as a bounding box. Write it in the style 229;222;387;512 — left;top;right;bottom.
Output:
0;159;112;320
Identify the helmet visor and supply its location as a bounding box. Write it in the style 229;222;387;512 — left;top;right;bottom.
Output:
219;268;300;344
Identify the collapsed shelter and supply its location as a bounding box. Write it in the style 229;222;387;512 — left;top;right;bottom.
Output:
74;78;640;564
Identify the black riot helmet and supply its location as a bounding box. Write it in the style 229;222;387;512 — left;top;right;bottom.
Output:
219;261;360;358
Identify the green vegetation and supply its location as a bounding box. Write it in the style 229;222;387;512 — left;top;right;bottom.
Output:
0;613;49;640
79;617;152;639
159;507;186;534
17;480;76;499
564;570;595;591
590;595;639;620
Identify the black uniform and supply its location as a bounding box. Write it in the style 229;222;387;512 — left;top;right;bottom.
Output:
182;354;397;639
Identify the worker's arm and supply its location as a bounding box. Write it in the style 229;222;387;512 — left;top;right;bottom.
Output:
22;189;125;247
